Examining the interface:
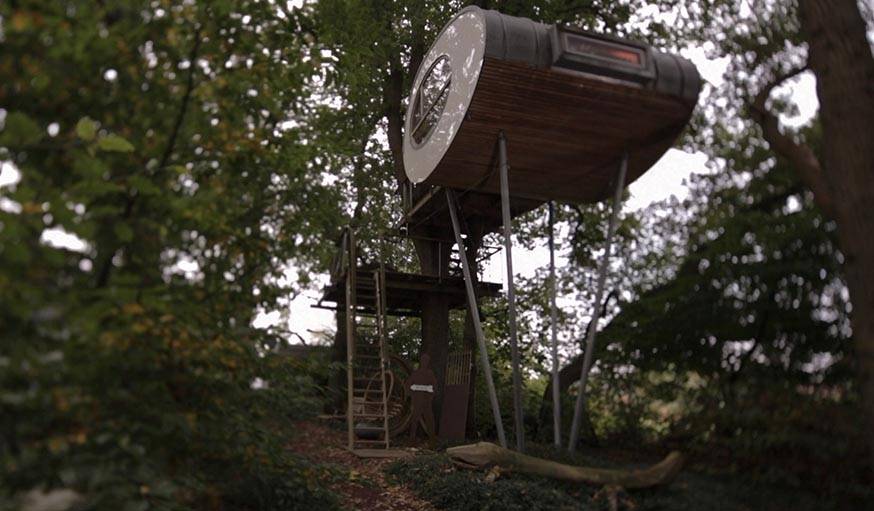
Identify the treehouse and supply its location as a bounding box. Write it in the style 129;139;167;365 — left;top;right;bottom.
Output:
320;6;701;456
401;6;700;231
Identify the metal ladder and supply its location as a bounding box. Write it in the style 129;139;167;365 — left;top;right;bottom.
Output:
344;228;391;450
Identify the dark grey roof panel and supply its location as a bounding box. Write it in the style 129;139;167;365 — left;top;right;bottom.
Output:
475;7;552;68
460;6;701;106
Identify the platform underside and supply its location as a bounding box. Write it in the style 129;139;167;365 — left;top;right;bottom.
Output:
399;184;543;234
319;268;502;317
428;58;694;204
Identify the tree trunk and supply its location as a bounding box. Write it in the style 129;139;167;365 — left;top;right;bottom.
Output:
537;353;599;445
383;47;454;424
799;0;874;465
460;223;485;437
420;287;451;423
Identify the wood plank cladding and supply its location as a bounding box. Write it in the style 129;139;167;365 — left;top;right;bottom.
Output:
429;58;695;204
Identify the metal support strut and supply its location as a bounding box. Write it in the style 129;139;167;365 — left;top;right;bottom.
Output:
548;201;561;448
345;228;356;450
446;189;508;449
498;132;525;452
568;152;629;453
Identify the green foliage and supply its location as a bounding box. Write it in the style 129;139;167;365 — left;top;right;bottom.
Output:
387;453;587;511
3;0;868;507
389;445;871;511
1;1;340;508
562;113;868;500
96;134;135;153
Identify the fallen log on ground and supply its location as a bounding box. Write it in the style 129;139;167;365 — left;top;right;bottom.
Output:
446;442;684;489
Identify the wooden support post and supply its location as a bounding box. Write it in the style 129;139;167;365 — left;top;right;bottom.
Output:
498;132;525;452
446;189;507;449
548;201;561;448
568;152;628;453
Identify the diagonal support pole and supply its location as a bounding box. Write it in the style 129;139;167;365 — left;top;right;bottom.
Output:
549;201;562;448
446;189;508;448
568;152;629;453
498;131;525;452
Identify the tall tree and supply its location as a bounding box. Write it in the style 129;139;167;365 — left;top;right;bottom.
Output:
692;0;874;463
1;1;339;507
795;0;874;463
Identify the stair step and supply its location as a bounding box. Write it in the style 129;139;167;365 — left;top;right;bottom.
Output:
353;399;386;404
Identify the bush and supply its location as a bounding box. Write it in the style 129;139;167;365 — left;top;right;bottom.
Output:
387;453;590;511
386;440;874;511
0;302;339;510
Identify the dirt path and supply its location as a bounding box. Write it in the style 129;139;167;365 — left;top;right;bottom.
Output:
287;420;435;511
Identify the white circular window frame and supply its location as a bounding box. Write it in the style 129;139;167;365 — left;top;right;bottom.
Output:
403;9;487;185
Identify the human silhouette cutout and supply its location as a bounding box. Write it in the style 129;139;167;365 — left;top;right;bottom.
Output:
405;353;437;445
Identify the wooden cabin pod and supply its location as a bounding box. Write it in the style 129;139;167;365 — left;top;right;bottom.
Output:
402;7;701;204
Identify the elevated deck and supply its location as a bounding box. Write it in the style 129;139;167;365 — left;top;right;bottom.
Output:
318;267;502;317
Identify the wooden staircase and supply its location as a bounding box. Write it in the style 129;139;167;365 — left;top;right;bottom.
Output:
343;228;391;450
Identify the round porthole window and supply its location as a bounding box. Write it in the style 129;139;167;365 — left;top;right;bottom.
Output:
410;55;452;146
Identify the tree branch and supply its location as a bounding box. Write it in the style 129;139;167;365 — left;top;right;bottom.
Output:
383;54;407;183
290;331;309;346
579;289;617;351
748;65;836;219
158;26;202;172
96;27;202;289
